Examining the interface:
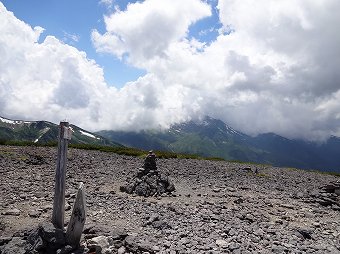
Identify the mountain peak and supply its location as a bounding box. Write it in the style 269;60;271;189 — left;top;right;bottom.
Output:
194;116;222;125
189;116;246;137
164;116;249;147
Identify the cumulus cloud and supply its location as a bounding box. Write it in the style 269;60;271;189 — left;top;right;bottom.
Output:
214;0;340;139
1;0;340;141
92;0;211;66
0;2;195;131
89;0;340;140
0;3;109;129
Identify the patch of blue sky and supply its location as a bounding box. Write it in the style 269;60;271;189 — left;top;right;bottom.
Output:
188;1;221;46
3;0;106;41
94;53;146;88
113;0;140;11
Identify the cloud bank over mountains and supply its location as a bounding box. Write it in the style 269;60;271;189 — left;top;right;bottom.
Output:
1;0;340;141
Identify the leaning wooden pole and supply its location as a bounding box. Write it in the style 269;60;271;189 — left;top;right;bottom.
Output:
52;121;70;229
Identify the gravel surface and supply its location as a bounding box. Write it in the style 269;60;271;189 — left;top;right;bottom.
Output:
1;145;340;253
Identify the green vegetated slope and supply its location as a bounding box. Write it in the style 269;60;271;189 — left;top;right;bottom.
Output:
0;119;57;143
98;116;340;172
99;117;273;163
0;116;121;147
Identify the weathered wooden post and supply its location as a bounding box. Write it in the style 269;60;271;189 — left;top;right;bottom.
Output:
66;182;86;247
52;121;71;229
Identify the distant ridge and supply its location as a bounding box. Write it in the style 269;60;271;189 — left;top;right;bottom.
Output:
0;116;121;147
98;116;340;173
2;115;339;172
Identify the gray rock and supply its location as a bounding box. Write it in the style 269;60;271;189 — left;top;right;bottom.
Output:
228;242;240;251
296;228;313;239
152;220;172;230
0;237;26;254
83;224;112;236
3;208;20;216
117;246;126;254
56;245;74;254
28;210;41;218
215;239;228;248
0;237;12;246
125;236;155;254
87;235;110;254
27;222;66;252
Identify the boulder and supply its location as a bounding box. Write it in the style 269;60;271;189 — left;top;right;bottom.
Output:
27;222;66;252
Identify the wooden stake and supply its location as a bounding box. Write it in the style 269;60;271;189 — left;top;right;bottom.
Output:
52;121;69;229
66;182;86;247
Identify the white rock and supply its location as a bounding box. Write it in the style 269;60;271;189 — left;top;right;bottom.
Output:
117;246;126;254
215;239;228;248
87;236;110;253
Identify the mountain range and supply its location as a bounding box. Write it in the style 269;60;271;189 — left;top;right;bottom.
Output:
98;116;340;173
0;116;120;147
1;115;339;172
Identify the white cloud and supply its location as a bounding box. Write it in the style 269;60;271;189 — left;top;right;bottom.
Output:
0;3;109;129
1;1;340;141
0;2;198;132
92;0;211;66
212;0;340;139
99;0;114;9
62;31;80;44
91;0;340;140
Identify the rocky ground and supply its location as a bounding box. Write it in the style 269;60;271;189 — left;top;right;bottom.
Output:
0;145;340;253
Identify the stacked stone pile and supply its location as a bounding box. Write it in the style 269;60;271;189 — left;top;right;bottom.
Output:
120;151;175;197
322;181;340;195
311;181;340;210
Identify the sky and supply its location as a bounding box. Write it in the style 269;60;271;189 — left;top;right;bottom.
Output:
0;0;340;141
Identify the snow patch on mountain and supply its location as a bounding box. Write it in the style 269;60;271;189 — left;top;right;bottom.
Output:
0;116;16;124
79;130;100;139
0;116;34;125
225;124;243;136
34;127;51;143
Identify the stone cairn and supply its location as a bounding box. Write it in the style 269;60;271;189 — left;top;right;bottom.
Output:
120;151;175;197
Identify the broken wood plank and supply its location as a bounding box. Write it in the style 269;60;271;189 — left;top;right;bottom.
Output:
66;182;86;247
